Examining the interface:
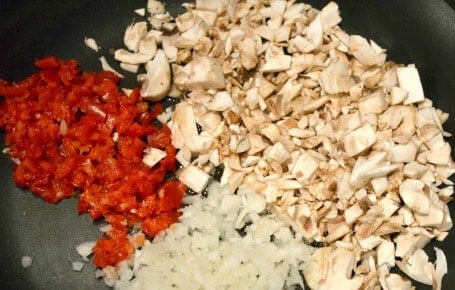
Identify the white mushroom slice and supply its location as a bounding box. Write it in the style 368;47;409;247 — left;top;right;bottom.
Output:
114;49;154;65
283;3;306;21
290;151;319;182
142;148;167;168
195;0;224;12
358;235;382;250
139;36;158;57
260;123;280;142
349;35;384;66
358;90;389;114
416;107;443;130
426;141;451;165
260;54;292;73
384;273;413;290
296;14;323;53
177;165;210;193
378;197;400;219
403;161;427;179
247;134;269;155
84;37;100;52
344;203;364;225
160;35;178;62
394;231;431;260
98;56;124;78
396;248;433;285
255;25;275;42
147;0;165;15
319;55;355;94
174;55;225;90
207;91;234;111
180;19;209;43
350;152;399;189
396;65;425;105
140;49;171;101
434;247;448;290
343;124;377;157
123;21;148;52
337;172;355;200
320;2;342;31
134;8;146;17
414;195;450;230
390;141;418;163
377;239;395;267
370;176;388;196
263;142;291;164
275;24;291;43
303;247;363;290
175;11;196;32
171;103;198;149
326;222;351;244
119;63;139;73
399;179;430;215
238;37;258;70
390;86;409;105
194;10;217;26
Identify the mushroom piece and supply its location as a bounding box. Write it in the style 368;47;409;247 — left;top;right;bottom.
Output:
319;54;355;94
238;37;258;70
396;65;425;105
349;35;384;66
174;55;225;90
114;49;155;65
260;54;292;73
195;0;224;12
394;231;430;260
350;151;399;189
84;37;100;52
396;248;433;285
377;239;395;268
177;165;210;193
147;0;165;15
434;247;448;290
398;179;430;215
123;21;148;52
320;2;342;31
303;247;364;290
98;56;124;78
140;49;171;102
383;273;412;290
343;124;377;157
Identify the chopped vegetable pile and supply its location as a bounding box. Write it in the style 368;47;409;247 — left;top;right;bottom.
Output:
1;0;455;289
0;56;186;268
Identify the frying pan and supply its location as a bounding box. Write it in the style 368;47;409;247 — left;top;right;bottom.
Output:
0;1;454;289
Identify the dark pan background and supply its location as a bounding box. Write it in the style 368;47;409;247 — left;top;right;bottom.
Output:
0;1;454;289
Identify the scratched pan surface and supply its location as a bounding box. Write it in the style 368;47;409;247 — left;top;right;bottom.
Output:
0;1;454;289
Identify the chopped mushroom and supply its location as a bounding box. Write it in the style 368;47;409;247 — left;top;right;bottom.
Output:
123;21;148;52
174;55;225;90
84;37;100;52
303;247;364;290
396;65;425;105
177;165;210;193
140;49;171;101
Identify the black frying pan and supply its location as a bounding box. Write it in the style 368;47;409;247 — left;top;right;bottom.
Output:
0;1;454;289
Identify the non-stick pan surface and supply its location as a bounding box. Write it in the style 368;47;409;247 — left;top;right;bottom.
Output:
0;1;454;289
